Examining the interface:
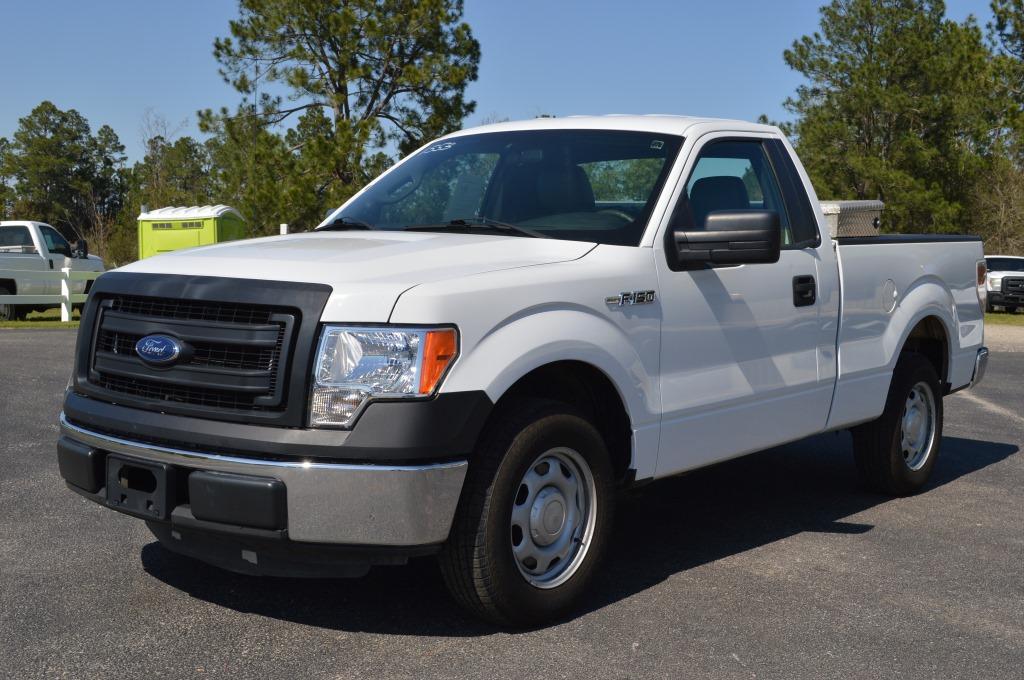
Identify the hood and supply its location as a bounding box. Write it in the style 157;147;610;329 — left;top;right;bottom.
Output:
117;230;595;321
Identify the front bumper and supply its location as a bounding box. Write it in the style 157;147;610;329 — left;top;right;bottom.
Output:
58;414;468;547
988;291;1023;306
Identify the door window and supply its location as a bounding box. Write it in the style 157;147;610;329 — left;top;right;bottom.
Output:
672;139;794;245
40;225;72;258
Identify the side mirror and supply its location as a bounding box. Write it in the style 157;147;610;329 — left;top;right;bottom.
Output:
671;210;781;267
73;239;89;259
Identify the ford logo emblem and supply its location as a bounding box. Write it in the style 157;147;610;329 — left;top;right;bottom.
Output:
135;334;182;366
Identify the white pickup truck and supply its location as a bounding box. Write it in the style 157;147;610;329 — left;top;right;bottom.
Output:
985;254;1024;312
0;221;105;320
57;116;988;625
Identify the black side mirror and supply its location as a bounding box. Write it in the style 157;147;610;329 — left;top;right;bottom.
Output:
73;239;89;259
671;210;781;267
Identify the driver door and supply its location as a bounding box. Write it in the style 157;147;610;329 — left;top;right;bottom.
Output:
39;225;73;294
653;135;831;477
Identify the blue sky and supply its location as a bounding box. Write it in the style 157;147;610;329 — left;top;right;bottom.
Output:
0;0;996;162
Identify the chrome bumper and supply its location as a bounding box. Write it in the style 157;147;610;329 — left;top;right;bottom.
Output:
970;347;989;389
59;415;467;545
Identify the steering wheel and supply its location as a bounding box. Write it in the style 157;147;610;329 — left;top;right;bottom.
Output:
596;209;634;223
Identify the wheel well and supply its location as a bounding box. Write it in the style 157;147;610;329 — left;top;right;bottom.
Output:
491;361;632;482
902;316;949;386
0;278;15;294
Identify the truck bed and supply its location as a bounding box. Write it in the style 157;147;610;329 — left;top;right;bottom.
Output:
827;234;985;430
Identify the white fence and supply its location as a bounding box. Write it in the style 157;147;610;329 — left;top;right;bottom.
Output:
0;268;103;321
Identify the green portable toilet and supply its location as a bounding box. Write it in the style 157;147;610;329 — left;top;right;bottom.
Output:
137;205;246;259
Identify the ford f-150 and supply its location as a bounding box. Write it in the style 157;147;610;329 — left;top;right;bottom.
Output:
56;116;989;625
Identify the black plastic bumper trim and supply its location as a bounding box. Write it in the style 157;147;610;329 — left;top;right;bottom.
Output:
147;519;440;578
62;389;493;463
188;470;286;530
57;436;104;492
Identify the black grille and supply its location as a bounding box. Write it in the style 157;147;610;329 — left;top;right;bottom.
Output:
96;329;280;371
109;296;275;325
1004;277;1024;294
94;373;266;411
86;294;295;414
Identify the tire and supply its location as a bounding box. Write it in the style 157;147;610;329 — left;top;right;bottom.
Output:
985;300;995;313
0;286;24;321
1008;306;1019;314
851;352;943;496
439;399;614;627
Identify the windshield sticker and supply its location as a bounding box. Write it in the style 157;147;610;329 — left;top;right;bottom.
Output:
423;141;457;154
650;140;664;150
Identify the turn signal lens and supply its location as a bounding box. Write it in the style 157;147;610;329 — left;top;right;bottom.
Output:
309;325;459;428
420;329;458;393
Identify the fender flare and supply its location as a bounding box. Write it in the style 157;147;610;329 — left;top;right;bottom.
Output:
441;306;659;430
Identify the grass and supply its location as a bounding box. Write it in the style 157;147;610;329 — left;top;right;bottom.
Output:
0;307;81;329
986;311;1024;326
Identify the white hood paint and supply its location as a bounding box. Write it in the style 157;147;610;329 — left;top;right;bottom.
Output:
117;231;596;321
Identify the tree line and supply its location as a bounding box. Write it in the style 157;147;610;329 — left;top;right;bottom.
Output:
0;0;1022;265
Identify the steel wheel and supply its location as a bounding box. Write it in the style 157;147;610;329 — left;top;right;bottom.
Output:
0;286;13;321
509;446;597;589
900;380;936;471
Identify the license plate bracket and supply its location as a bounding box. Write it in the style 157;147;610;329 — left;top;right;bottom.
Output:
105;455;176;521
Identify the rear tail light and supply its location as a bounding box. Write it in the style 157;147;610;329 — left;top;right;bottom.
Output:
977;259;988;310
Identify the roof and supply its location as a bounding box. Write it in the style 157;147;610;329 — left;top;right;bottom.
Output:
445;114;778;139
138;205;243;221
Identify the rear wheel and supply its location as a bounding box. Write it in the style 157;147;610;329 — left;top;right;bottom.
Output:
440;399;614;626
851;352;943;496
0;286;25;321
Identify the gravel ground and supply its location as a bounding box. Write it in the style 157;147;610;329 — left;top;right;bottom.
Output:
1;329;1021;679
986;323;1024;352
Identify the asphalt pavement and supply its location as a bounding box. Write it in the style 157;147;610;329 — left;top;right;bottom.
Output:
1;329;1021;679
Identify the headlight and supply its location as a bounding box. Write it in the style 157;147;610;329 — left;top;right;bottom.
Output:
988;275;1001;291
309;326;458;428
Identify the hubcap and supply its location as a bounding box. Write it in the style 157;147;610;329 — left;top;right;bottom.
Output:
510;447;597;589
901;381;936;471
0;303;11;322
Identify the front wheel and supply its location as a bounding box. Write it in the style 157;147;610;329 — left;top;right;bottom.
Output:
440;399;614;626
851;352;943;496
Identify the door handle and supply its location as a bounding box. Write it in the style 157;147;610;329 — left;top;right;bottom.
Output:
792;275;816;307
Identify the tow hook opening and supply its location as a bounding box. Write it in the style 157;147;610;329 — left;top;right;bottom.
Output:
118;465;157;494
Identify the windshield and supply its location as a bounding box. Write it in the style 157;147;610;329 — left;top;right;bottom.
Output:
331;129;684;246
987;257;1024;272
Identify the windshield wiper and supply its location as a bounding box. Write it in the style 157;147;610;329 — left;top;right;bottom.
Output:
317;216;375;231
405;217;548;239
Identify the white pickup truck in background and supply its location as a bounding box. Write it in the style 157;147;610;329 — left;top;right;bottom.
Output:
0;221;105;320
57;115;988;626
985;254;1024;312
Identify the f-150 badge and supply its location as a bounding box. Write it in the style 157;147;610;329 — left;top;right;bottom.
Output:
605;290;656;306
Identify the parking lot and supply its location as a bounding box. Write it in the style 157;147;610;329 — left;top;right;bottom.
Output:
2;329;1022;679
